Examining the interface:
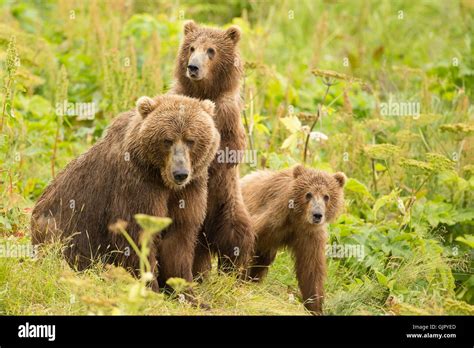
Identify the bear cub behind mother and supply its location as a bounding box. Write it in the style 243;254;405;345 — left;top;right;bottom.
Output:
31;95;220;291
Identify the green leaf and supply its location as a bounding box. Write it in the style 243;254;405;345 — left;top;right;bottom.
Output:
134;214;172;235
375;271;389;286
373;189;400;221
374;163;387;171
345;178;374;200
280;116;301;134
456;235;474;249
280;133;299;150
452;210;474;224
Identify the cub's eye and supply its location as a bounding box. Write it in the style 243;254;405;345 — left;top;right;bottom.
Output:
186;139;195;147
324;194;330;202
305;192;313;201
190;46;195;53
164;139;173;147
207;48;215;58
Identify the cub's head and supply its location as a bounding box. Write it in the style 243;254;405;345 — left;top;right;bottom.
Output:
291;165;346;226
176;20;242;96
135;95;220;190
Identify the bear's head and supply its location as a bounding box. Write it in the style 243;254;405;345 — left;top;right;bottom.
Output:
175;20;242;98
132;95;220;190
291;165;346;226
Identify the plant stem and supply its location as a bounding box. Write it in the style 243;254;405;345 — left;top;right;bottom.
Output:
1;78;13;132
51;123;60;178
371;159;378;194
456;139;465;172
242;76;255;156
303;81;332;164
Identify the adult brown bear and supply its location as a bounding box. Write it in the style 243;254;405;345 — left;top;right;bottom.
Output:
31;95;220;292
171;21;255;277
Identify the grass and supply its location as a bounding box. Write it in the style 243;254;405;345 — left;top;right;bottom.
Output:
1;239;472;315
0;242;306;315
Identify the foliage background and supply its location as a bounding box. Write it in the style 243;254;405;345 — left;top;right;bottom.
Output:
0;0;473;315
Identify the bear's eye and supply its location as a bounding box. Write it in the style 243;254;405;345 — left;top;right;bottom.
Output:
185;139;195;147
324;194;330;202
305;192;313;201
190;46;195;53
207;48;215;58
164;139;173;147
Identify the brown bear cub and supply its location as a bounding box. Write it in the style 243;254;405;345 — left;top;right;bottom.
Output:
241;165;346;315
31;95;220;292
171;20;254;276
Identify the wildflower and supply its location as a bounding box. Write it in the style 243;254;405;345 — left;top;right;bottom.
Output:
440;123;474;137
364;144;401;160
310;131;328;142
108;219;128;235
426;153;455;172
399;158;433;173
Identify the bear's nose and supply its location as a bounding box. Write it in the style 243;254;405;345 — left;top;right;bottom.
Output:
173;170;189;183
187;65;199;73
313;213;323;223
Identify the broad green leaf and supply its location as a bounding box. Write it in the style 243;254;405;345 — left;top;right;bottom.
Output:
456;235;474;249
375;163;387;171
280;116;301;134
281;132;299;150
373;189;400;220
345;178;374;200
134;214;172;234
375;271;389;286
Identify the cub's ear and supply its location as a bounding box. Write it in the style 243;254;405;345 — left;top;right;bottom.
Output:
293;164;306;178
136;96;156;118
333;172;347;187
225;25;241;44
201;99;216;116
184;20;198;35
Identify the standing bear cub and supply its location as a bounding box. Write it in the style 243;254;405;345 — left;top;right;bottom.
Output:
171;20;254;276
31;95;220;291
241;165;346;315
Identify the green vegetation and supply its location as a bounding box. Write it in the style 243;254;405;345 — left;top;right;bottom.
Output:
0;0;473;315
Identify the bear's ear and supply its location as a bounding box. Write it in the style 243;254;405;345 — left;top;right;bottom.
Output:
293;164;306;178
136;96;157;118
225;25;241;44
333;172;347;187
201;99;215;116
184;20;198;35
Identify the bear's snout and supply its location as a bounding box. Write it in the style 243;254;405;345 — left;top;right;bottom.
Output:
164;140;192;189
173;170;189;183
188;64;199;74
308;198;326;225
187;63;201;80
312;212;323;224
186;50;208;81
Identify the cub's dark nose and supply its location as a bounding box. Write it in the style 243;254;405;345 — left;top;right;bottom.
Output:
173;170;189;183
187;65;199;73
313;213;323;223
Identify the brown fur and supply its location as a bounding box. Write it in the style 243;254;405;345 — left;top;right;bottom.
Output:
241;165;346;315
171;21;254;276
31;95;220;292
